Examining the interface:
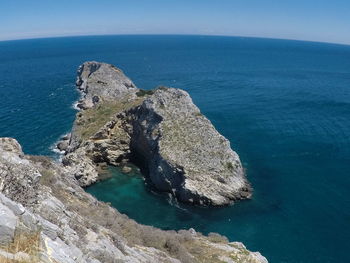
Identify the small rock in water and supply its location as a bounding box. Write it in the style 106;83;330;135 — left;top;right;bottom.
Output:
122;166;132;174
57;141;68;151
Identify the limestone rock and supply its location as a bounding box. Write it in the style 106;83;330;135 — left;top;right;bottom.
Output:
63;148;99;187
131;87;251;205
75;61;138;110
0;137;23;155
0;193;25;216
57;140;69;152
0;138;41;205
0;202;17;245
64;61;251;206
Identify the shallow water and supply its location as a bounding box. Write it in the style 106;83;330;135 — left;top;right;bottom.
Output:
1;35;350;262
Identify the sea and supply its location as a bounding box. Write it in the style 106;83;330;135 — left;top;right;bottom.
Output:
0;35;349;263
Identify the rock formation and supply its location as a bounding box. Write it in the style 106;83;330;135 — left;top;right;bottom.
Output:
0;138;267;263
62;61;252;206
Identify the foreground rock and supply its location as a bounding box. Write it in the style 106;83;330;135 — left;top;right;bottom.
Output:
0;137;267;263
63;61;251;206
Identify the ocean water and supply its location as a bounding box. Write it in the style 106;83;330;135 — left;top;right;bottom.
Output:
0;35;350;263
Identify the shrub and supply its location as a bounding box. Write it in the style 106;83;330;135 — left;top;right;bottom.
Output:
136;89;154;97
39;169;57;186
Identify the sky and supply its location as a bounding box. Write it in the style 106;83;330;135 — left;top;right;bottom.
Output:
1;0;350;45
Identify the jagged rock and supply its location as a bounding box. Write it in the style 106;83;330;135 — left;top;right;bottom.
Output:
39;215;61;240
0;193;25;216
0;137;23;155
63;61;251;206
75;61;138;110
0;202;17;245
62;148;99;186
57;141;69;151
41;235;84;263
20;210;39;230
0;138;41;206
56;134;71;152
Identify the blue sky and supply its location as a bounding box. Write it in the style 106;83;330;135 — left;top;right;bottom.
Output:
1;0;350;44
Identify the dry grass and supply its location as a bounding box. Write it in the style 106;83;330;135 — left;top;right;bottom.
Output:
41;158;235;263
0;232;41;263
39;169;57;186
136;89;155;97
75;97;145;140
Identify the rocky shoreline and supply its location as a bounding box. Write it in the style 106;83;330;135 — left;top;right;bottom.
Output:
59;61;252;206
0;137;267;263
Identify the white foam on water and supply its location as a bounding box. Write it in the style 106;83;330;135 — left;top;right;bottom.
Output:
71;101;80;110
49;132;70;161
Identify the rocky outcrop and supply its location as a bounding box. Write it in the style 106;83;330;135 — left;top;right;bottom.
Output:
130;88;251;205
75;61;138;110
0;138;267;263
62;61;251;206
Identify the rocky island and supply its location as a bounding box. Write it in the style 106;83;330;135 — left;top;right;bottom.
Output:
0;62;267;262
61;61;252;206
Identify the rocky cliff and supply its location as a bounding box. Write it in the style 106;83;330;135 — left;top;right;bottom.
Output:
61;61;251;206
0;138;267;263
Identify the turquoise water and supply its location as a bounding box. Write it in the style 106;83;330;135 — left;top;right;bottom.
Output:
1;35;350;262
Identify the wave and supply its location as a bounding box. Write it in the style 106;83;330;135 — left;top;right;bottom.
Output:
71;101;80;110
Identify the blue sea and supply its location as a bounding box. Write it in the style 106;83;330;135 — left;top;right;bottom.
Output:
0;35;349;263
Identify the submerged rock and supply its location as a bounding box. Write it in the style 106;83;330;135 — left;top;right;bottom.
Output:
63;61;252;206
122;166;132;174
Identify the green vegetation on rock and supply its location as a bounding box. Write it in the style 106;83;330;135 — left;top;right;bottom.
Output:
136;89;155;97
75;97;145;140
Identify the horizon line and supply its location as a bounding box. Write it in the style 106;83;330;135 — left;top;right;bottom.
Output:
1;33;350;47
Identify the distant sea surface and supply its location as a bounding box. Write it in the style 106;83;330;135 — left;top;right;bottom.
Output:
1;35;349;263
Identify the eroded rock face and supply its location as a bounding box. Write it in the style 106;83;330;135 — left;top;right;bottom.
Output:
0;202;17;245
131;88;251;205
0;138;267;263
63;61;252;206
